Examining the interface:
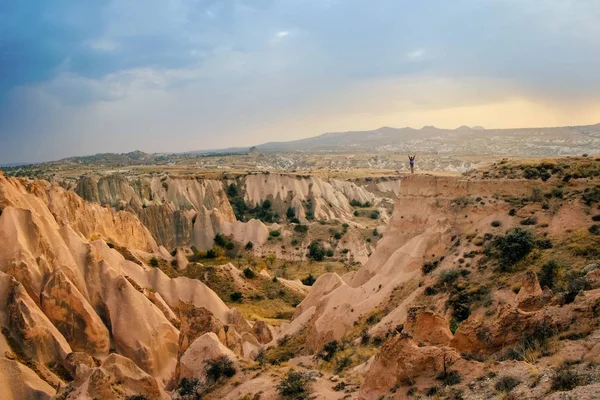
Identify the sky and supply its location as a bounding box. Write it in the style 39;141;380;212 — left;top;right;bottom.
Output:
1;0;600;164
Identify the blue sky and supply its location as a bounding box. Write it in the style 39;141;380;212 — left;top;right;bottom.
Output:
1;0;599;163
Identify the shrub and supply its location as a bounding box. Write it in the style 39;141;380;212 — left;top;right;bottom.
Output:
438;370;462;386
589;225;600;235
523;167;540;179
535;238;553;249
245;241;254;250
491;220;502;227
178;377;204;397
214;234;227;247
230;292;243;302
353;210;359;217
287;207;296;219
539;260;559;289
126;396;148;400
370;210;380;220
551;187;564;198
308;241;325;261
270;230;281;237
243;268;256;279
422;262;437;274
318;340;339;362
509;208;517;216
438;269;459;285
294;225;309;233
325;249;334;257
301;274;316;286
551;363;582;391
277;371;312;400
495;228;534;271
149;257;159;267
206;249;217;259
592;214;600;222
564;274;590;304
204;356;236;383
495;376;521;393
520;216;538;226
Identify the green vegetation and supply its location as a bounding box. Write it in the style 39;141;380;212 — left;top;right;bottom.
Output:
204;356;236;383
491;220;502;227
243;267;256;279
350;199;372;208
277;370;312;400
551;362;584;392
294;224;309;233
230;292;243;302
308;241;326;261
494;376;521;393
493;228;535;271
301;274;316;286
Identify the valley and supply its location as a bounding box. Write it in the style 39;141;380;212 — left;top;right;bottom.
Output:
1;155;600;399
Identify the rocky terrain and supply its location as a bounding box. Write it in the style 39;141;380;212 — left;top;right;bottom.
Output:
1;156;600;399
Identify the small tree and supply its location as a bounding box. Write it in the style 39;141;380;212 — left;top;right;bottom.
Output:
277;370;312;400
245;241;254;250
230;292;243;302
243;268;256;279
301;274;316;286
149;257;159;267
204;356;236;383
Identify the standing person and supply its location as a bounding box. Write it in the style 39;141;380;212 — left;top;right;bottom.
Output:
408;155;416;174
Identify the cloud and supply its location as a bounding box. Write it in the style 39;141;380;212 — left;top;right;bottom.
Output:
406;49;425;61
88;38;119;52
1;0;600;163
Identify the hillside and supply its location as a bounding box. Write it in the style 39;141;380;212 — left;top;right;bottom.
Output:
1;157;600;399
257;123;600;156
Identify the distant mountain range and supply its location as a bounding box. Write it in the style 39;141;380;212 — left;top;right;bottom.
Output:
6;123;600;168
254;123;600;155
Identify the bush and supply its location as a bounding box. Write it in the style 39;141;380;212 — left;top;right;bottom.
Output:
214;234;227;247
438;370;462;386
301;274;316;286
509;208;517;216
520;216;538;226
243;268;256;279
523;167;540;179
287;207;296;219
491;220;502;227
277;370;312;400
535;238;553;249
495;376;521;393
294;225;309;233
438;269;459;285
206;249;217;259
230;292;243;302
551;187;564;198
539;260;559;289
245;241;254;250
422;262;438;274
308;241;325;261
178;378;203;397
592;214;600;222
551;363;582;391
589;224;600;235
564;274;590;304
318;340;339;362
370;210;380;220
270;230;281;237
204;356;236;383
495;228;534;271
149;257;159;267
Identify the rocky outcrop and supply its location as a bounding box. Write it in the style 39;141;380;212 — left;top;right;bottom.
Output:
252;320;274;344
0;358;56;400
179;333;237;382
40;270;110;357
360;335;478;399
516;271;545;311
63;354;168;400
404;308;452;346
178;303;226;355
